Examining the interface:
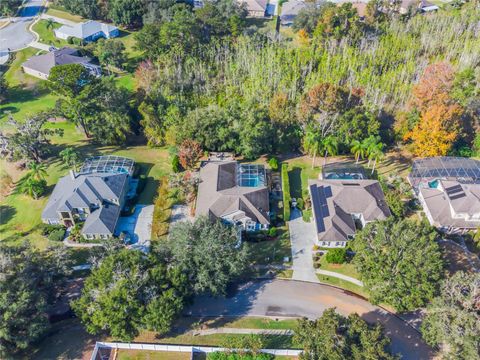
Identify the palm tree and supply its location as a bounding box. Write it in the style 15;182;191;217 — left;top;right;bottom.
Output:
303;126;322;169
59;147;80;171
19;177;44;199
45;18;55;30
369;142;385;175
27;161;47;181
322;135;338;165
363;136;381;168
350;139;363;163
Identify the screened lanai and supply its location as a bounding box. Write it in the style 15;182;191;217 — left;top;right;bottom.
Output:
78;156;135;176
408;157;480;190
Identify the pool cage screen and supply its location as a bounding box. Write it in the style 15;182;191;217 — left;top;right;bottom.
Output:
237;164;266;187
79;156;135;176
408;157;480;190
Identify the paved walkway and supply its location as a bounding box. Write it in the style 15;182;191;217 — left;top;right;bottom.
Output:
30;41;50;50
190;328;294;336
288;208;319;283
188;279;435;359
316;269;364;287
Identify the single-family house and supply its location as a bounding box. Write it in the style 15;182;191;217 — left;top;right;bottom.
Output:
42;156;134;240
238;0;269;17
54;20;119;42
409;157;480;233
400;0;439;14
280;0;307;26
195;160;270;232
308;179;391;247
418;180;480;233
22;47;101;80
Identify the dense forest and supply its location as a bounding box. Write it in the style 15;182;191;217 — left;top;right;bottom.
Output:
131;3;480;159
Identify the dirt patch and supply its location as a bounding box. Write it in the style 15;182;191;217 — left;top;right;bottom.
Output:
440;241;477;274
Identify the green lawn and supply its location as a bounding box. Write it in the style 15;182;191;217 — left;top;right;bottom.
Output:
46;6;84;23
317;255;360;279
316;274;368;299
284;157;320;200
0;47;57;131
32;20;67;47
222;317;298;330
247;227;292;266
118;350;191;360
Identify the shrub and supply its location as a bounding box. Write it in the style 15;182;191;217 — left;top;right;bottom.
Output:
296;197;304;210
48;228;65;242
41;224;64;236
325;248;347;264
268;157;279;171
136;174;147;194
268;227;278;237
67;36;74;44
172;154;181;173
281;163;291;221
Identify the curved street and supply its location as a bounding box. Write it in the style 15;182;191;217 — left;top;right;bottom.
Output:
188;279;435;359
0;0;44;51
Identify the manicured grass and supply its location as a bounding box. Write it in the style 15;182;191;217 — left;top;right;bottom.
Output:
0;47;58;130
116;73;135;90
117;350;191;360
317;255;360;279
133;332;298;349
46;6;84;23
316;274;368;298
247;227;292;265
32;20;67;47
0;121;171;246
284;157;320;200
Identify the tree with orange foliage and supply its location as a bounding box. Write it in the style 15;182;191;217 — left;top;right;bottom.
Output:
178;139;203;170
297;29;310;46
406;104;461;157
412;62;455;111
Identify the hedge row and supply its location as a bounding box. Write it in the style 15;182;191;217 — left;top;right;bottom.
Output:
281;163;291;222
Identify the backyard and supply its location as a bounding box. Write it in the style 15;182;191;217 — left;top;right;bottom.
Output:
32;19;67;47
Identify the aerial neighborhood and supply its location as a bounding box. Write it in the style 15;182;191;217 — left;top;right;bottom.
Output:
1;0;479;359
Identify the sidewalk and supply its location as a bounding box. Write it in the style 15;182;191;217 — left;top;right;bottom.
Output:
316;269;364;287
190;328;294;336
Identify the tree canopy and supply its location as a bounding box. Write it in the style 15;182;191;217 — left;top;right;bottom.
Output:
165;217;249;296
72;249;190;341
0;243;71;356
294;308;395;360
421;272;480;360
353;218;444;311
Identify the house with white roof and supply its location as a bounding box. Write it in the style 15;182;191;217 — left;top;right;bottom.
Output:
54;20;119;43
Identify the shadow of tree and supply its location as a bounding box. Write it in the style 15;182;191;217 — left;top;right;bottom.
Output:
0;205;16;225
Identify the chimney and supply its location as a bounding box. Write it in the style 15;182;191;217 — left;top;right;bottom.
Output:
70;169;76;180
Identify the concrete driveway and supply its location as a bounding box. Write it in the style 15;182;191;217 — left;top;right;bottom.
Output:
289;208;319;283
115;205;153;250
188;279;435;359
0;0;44;51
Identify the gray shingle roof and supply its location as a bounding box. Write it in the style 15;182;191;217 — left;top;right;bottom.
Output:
42;172;128;235
196;161;270;225
309;179;391;242
82;203;121;235
22;47;92;77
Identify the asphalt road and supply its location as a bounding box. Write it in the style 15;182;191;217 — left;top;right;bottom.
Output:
187;279;435;359
0;0;44;51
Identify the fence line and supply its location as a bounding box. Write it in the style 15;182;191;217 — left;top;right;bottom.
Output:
91;341;302;359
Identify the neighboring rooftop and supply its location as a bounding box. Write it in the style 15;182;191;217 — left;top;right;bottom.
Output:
309;179;391;243
22;47;93;76
196;161;270;226
55;20;118;40
419;179;480;230
79;156;134;176
409;157;480;190
280;0;307;25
